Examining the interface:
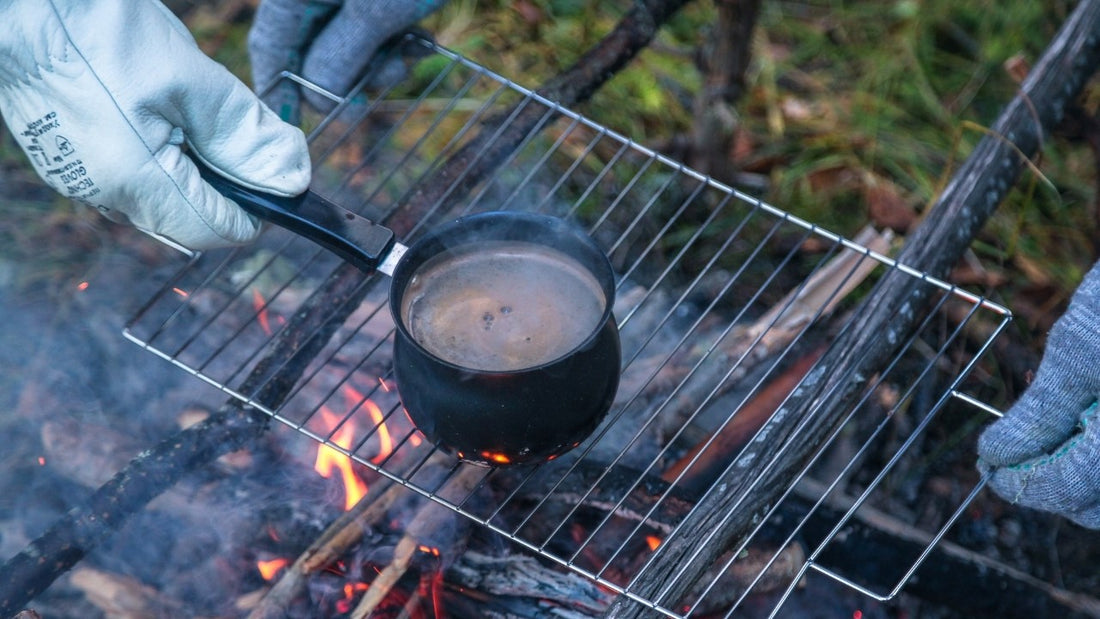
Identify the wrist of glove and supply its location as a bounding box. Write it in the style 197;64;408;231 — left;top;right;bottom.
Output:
0;0;310;250
248;0;446;124
977;260;1100;528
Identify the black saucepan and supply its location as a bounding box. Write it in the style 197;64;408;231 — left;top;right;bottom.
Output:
193;156;620;465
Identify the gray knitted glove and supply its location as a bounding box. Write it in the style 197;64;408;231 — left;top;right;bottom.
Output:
248;0;445;123
977;260;1100;528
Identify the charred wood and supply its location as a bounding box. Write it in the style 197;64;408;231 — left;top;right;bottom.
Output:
445;550;614;616
604;2;1100;614
662;345;826;496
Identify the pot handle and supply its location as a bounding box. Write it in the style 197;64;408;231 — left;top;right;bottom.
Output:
188;153;396;274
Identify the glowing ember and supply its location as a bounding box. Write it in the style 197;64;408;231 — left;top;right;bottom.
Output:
256;558;289;581
314;407;369;510
481;451;511;465
172;286;189;298
336;582;369;614
418;545;440;556
36;456;45;466
378;377;391;392
76;281;89;291
645;535;661;551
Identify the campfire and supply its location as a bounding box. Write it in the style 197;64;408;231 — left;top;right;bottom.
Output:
4;23;1099;619
112;39;1014;618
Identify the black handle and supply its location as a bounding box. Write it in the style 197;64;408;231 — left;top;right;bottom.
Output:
190;155;396;274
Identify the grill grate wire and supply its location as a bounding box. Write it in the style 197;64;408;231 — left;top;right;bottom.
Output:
124;39;1012;618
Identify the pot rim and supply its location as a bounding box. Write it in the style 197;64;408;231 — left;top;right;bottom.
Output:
388;210;617;376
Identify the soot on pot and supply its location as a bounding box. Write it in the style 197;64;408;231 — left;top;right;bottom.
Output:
399;240;606;372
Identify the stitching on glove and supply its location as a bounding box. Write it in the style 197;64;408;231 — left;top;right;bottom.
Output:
44;0;165;185
1001;401;1098;472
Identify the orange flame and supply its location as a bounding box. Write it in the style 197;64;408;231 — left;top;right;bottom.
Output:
418;545;440;556
252;287;273;336
257;558;289;581
314;407;369;510
343;385;394;464
645;535;662;551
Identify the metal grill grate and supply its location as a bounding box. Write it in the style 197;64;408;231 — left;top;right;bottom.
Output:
124;39;1011;617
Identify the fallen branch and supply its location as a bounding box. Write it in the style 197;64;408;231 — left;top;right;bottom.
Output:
604;1;1100;614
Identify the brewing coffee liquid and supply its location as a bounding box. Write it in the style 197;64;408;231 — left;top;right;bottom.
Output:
400;241;607;372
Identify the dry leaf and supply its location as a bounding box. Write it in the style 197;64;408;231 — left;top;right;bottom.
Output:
863;175;916;232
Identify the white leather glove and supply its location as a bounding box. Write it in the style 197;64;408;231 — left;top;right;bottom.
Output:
0;0;311;250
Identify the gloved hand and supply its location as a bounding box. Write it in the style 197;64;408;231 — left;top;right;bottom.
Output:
977;260;1100;528
248;0;446;124
0;0;310;250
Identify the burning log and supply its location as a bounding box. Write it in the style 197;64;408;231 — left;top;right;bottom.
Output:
246;453;465;619
245;473;407;619
349;465;484;618
603;1;1100;615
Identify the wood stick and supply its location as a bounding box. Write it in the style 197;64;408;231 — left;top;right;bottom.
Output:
350;465;484;618
246;474;405;619
246;452;454;619
603;2;1100;615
